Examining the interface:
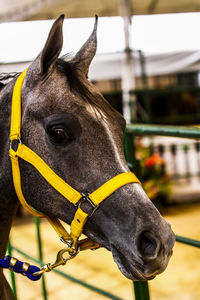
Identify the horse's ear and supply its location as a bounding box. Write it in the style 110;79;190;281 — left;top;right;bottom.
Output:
36;15;64;75
71;15;98;77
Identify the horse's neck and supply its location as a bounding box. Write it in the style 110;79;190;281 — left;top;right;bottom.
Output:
0;83;19;256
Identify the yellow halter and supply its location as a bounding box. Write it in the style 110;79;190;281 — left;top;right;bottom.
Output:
9;69;141;274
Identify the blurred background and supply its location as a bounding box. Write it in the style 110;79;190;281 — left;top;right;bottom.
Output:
1;1;200;299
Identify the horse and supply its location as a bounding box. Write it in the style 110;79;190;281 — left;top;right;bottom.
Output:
0;15;175;299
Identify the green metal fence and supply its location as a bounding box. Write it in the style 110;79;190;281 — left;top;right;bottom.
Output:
8;124;200;300
124;124;200;300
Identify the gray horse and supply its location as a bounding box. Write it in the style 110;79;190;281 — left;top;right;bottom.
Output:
0;15;175;299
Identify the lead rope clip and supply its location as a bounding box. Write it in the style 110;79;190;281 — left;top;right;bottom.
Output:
33;246;78;277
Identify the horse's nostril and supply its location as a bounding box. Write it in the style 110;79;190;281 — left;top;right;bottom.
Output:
137;231;160;260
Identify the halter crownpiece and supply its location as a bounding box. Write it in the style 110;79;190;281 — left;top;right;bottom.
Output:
9;69;141;276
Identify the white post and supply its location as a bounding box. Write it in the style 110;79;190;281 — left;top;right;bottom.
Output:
119;0;136;123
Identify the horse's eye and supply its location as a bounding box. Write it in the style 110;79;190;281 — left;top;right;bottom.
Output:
47;127;72;146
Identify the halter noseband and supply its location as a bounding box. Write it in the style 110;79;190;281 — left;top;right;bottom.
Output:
9;69;141;275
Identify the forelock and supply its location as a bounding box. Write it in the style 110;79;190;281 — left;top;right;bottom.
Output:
56;58;114;120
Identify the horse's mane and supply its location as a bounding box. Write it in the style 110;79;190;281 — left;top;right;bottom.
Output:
0;72;19;90
0;59;110;117
56;58;112;117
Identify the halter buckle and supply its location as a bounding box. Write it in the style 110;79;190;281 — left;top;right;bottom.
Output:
78;193;99;217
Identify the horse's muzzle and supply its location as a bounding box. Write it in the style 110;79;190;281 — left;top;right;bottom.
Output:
110;222;175;281
136;227;175;278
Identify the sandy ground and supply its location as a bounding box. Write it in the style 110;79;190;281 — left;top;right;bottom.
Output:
4;203;200;300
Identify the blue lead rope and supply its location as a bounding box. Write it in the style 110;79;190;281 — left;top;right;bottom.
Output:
0;256;42;281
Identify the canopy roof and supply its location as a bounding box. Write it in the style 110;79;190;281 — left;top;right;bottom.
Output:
1;0;200;22
90;50;200;80
1;50;200;80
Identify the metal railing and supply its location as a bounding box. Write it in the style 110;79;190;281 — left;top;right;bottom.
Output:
7;124;200;300
124;124;200;300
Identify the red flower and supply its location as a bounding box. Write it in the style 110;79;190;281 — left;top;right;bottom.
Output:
145;153;164;168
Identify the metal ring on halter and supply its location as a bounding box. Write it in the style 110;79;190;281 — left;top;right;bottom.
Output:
60;237;74;247
10;137;22;151
78;193;99;217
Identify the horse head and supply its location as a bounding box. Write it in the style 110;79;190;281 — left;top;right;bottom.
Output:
9;15;175;281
